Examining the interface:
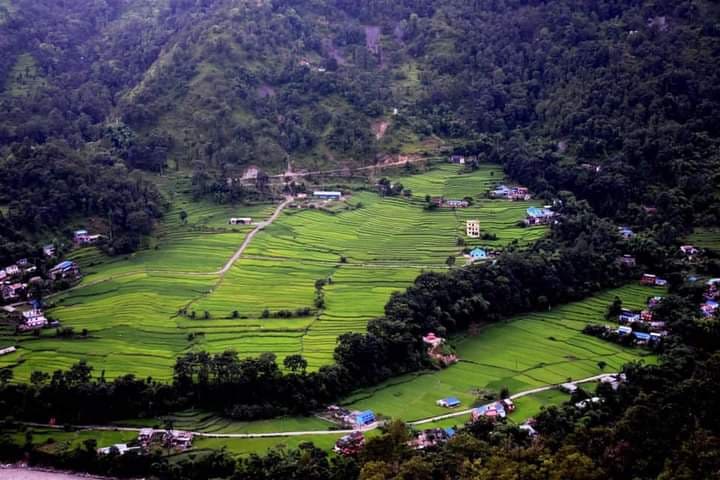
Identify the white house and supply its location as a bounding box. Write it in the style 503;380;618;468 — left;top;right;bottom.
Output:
22;309;47;329
229;217;252;225
466;220;480;238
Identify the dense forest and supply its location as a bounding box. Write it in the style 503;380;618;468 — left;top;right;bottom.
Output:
1;0;720;478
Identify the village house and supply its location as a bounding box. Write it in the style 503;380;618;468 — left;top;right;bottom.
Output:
510;187;531;201
429;196;444;207
334;431;365;456
43;244;56;257
490;185;531;201
617;325;633;336
559;383;578;394
74;229;102;246
0;346;16;356
2;282;26;301
166;430;193;450
466;220;480;238
345;410;376;428
619;255;637;267
229;217;252;225
519;422;538;437
97;443;141;456
471;401;507;422
408;427;455;450
524;207;555;226
490;185;512;198
618;309;640;324
600;373;625;391
313;191;343;201
422;332;458;365
640;310;654;322
21;309;47;330
4;264;20;277
680;245;700;258
448;155;466;164
618;226;635;239
648;296;664;308
436;397;461;408
701;300;718;317
0;271;6;282
469;247;488;262
445;199;469;208
640;273;658;286
49;260;80;281
575;397;602;409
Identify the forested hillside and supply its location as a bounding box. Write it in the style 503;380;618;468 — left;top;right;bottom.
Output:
1;0;718;258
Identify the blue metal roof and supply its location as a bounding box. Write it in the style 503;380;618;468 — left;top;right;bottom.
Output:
444;427;456;437
527;207;553;218
633;332;651;341
355;410;375;423
443;397;461;405
470;248;487;258
54;260;74;270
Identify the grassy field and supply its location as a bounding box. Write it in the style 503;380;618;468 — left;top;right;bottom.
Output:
339;284;659;422
0;164;547;380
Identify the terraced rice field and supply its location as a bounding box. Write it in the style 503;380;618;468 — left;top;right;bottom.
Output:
340;284;660;421
687;228;720;251
0;164;549;380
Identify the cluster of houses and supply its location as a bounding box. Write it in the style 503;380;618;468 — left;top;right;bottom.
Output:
616;326;664;345
489;185;531;201
98;429;194;456
289;191;344;209
524;207;555;226
408;427;456;450
700;278;720;318
618;296;667;331
470;398;515;422
422;332;458;366
640;273;668;287
323;405;377;429
1;259;38;302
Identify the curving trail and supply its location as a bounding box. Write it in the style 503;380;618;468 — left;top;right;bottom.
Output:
216;196;292;275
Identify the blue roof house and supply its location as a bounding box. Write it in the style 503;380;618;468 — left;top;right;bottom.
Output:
633;332;651;342
436;397;461;408
469;248;487;261
618;227;635;239
444;427;456;438
353;410;375;426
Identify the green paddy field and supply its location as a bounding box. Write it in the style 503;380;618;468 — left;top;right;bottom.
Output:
0;164;547;380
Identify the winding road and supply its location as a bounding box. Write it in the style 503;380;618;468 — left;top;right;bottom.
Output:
19;374;615;439
216;196;293;275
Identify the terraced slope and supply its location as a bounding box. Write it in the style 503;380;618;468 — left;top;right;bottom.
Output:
0;165;548;380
